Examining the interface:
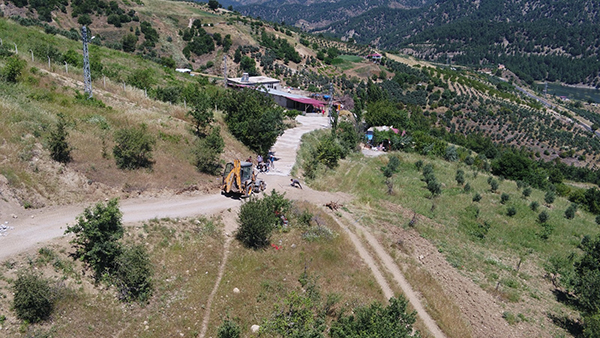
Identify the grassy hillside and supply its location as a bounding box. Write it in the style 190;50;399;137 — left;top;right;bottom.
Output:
0;203;399;337
295;128;599;336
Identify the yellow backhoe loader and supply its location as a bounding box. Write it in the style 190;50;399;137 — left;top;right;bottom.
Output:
221;159;266;198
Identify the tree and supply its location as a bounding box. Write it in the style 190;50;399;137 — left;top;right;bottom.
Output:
2;55;26;83
489;179;499;193
223;89;285;156
427;178;442;198
473;193;482;202
65;198;123;279
538;210;549;223
12;271;54;323
507;206;517;217
500;193;510;204
122;34;138;53
208;0;220;10
545;190;556;204
522;187;532;198
330;296;421;337
77;14;92;25
48;113;72;163
193;127;224;175
187;92;213;136
455;169;465;185
113;124;155;170
565;203;578;219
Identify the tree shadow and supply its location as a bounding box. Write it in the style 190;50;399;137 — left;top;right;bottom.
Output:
547;312;583;337
552;288;579;308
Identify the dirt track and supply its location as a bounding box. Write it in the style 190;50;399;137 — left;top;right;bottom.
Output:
1;114;446;337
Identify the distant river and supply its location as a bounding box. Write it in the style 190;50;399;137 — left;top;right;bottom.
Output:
535;83;600;103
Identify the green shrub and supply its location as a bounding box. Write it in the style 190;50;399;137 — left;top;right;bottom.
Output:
595;215;600;225
12;271;54;323
564;203;578;220
218;317;241;338
2;55;27;83
48;113;72;164
507;206;517;217
427;178;442;198
65;198;123;279
114;244;153;303
415;160;423;171
193;127;224;175
538;210;549;223
530;201;539;211
500;193;510;204
473;193;482;202
489;179;499;193
113;124;155;170
236;191;290;249
522;187;532;198
455;169;465;186
544;190;556;204
463;182;471;192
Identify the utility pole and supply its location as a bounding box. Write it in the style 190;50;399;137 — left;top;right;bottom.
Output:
223;55;227;88
82;26;93;99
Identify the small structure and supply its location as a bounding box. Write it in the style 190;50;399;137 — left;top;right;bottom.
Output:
227;73;281;90
367;53;383;62
263;87;326;113
176;68;192;73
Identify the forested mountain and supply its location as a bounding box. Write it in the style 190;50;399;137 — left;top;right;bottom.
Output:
242;0;600;86
237;0;429;29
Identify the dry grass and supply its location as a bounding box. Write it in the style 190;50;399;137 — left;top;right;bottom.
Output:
0;216;226;337
205;201;386;336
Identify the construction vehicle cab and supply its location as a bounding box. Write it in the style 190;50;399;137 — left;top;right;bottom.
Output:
221;159;266;198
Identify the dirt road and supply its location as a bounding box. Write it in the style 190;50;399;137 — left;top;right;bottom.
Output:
1;114;448;338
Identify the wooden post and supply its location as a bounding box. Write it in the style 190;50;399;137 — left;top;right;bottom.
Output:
65;62;68;74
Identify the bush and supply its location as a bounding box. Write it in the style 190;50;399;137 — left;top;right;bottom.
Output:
415;160;423;171
545;191;556;204
218;318;241;338
538;210;549;223
12;271;54;323
489;179;499;192
48;113;72;163
455;169;465;186
65;198;123;279
565;203;578;220
236;191;290;249
507;206;517;217
445;145;458;162
193;127;224;175
500;193;510;204
2;55;26;83
426;176;442;198
522;187;532;198
596;215;600;225
473;193;482;202
113;124;155;170
114;244;153;303
530;201;540;211
463;182;471;192
330;296;419;337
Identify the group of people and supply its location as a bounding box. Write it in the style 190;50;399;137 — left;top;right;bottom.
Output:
245;153;303;189
247;153;275;173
